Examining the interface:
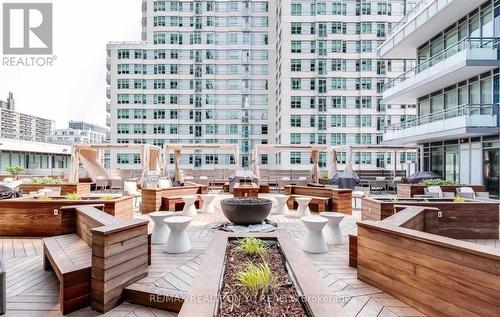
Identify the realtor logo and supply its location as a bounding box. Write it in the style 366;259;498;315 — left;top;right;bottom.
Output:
2;3;53;55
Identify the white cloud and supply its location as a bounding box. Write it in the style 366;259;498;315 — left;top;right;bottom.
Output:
0;0;141;128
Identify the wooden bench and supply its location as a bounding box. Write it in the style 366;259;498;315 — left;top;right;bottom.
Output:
141;185;208;213
43;205;150;314
284;185;353;214
43;234;91;314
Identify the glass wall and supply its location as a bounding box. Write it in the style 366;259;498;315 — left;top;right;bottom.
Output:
417;69;499;117
0;151;70;170
416;1;495;63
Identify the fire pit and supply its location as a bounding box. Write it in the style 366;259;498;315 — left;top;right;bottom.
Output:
220;198;272;225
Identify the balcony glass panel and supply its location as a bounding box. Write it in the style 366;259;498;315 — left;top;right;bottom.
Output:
383;37;500;91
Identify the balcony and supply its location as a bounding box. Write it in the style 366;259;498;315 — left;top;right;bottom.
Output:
106;87;111;99
383;38;500;104
106;101;111;113
106;115;110;127
379;0;484;58
106;73;111;85
383;104;499;144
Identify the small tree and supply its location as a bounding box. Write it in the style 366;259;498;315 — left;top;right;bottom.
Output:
5;166;25;180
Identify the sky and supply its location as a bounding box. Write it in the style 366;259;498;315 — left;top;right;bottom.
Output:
0;0;142;128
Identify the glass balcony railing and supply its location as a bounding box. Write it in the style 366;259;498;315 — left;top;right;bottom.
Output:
384;104;499;132
383;37;500;92
387;0;429;39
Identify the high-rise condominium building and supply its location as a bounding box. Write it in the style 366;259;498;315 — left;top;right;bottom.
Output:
0;92;55;142
380;0;500;197
46;121;109;145
273;0;417;171
107;0;416;171
107;0;272;170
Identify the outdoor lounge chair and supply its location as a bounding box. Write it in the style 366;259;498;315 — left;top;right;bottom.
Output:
387;177;402;192
352;186;370;208
95;176;108;192
158;179;172;189
110;176;123;192
370;177;386;194
278;177;291;193
456;187;489;199
296;176;308;186
124;181;141;207
424;186;454;198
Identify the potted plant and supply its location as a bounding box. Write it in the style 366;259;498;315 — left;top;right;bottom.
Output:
5;166;25;180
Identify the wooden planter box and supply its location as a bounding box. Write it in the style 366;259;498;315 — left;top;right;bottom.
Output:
396;183;485;198
0;196;133;236
19;183;92;196
141;185;208;213
178;232;345;317
357;206;500;317
361;197;499;239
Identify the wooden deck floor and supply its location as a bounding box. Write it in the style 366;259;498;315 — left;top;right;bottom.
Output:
2;192;497;316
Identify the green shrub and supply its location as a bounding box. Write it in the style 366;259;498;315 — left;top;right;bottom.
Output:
65;192;80;201
235;262;275;299
100;194;114;201
32;177;62;185
422;179;456;186
236;237;269;256
5;166;25;177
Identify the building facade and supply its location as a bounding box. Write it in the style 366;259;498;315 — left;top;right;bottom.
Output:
0;138;71;172
380;0;500;197
273;0;418;171
107;0;273;170
107;0;418;171
0;92;55;142
46;121;109;145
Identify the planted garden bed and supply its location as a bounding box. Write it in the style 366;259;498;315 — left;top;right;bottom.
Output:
178;233;345;317
0;195;133;236
396;183;485;198
19;182;91;196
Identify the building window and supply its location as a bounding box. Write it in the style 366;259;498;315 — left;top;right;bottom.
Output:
291;115;301;127
291;78;301;90
291;96;301;109
290;152;301;164
291;3;302;16
291;133;301;144
291;41;302;53
291;22;302;34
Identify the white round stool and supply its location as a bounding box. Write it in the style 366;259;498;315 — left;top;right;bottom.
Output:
274;195;290;215
301;216;328;253
295;197;312;217
181;195;198;216
319;212;345;245
200;194;217;214
164;216;192;253
149;211;174;245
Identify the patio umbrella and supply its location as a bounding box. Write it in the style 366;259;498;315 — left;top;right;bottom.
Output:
68;146;79;183
173;149;184;183
308;150;319;184
141;146;150;177
407;171;441;183
328;149;338;178
345;146;353;173
252;147;260;181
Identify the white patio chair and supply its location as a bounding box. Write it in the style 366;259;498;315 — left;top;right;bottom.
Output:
425;186;454;198
110;176;123;192
2;177;13;183
158;179;172;189
352;186;370;209
124;181;141;208
296;176;308;186
197;176;209;186
95;176;108;192
277;177;291;193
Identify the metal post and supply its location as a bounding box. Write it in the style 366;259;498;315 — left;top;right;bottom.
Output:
0;257;5;315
